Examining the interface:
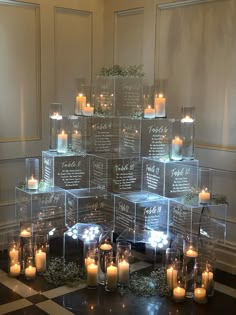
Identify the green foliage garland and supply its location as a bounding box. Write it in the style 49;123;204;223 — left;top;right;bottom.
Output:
97;64;145;77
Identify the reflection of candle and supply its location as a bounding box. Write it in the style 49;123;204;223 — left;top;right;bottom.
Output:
10;263;21;277
87;262;98;287
106;263;118;290
75;93;86;115
173;286;186;301
185;248;198;258
171;136;183;160
20;229;31;238
167;267;178;289
27;176;38;190
194;287;206;303
202;271;214;289
199;188;211;203
100;243;112;251
25;265;36;279
144;105;155;119
35;250;47;273
82;103;94;116
72;130;82;152
9;248;19;262
57;130;68;153
118;260;129;284
154;94;166;117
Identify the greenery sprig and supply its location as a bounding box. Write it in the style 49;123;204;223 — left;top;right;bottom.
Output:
97;64;145;77
44;257;85;286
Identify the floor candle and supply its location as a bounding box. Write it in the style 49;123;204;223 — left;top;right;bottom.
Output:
106;263;118;291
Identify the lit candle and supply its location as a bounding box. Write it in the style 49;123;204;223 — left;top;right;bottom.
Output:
171;136;183;160
50;112;62;120
181;115;194;123
27;176;38;190
10;263;21;277
82;103;94;116
194;287;206;303
106;263;118;290
57;130;68;153
144;105;155;119
118;260;129;284
9;247;19;262
166;267;178;289
185;247;198;258
100;243;112;251
173;286;186;302
35;250;47;273
154;94;166;117
199;188;211;204
75;93;86;115
25;265;36;279
85;256;95;269
202;271;214;290
20;229;31;238
87;262;98;287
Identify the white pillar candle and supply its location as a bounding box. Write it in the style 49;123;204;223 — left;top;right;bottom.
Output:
35;250;47;273
202;271;214;289
106;263;118;290
75;93;86;115
50;112;62;120
185;248;198;258
173;286;186;301
194;287;206;303
118;260;129;284
181;115;194;123
10;263;21;277
166;267;178;289
57;130;68;153
199;188;211;203
82;103;94;116
87;262;98;287
154;94;166;117
171;136;183;160
25;265;36;279
144;105;155;119
9;248;19;263
85;257;95;269
27;176;38;190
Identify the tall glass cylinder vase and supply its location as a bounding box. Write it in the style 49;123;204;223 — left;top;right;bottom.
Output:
116;241;131;286
183;235;199;298
57;123;68;154
105;256;118;292
34;234;48;275
169;120;183;161
49;103;62;151
25;158;39;190
165;248;180;295
23;240;36;280
194;262;208;304
154;79;167;118
98;230;113;285
181;107;195;160
8;241;21;277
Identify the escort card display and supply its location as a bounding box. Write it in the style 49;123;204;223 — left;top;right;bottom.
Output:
119;117;141;156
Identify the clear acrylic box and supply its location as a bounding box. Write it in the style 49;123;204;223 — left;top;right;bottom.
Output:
15;186;65;234
42;151;89;189
65;188;114;228
114;191;169;243
119;117;141;157
89;153;142;193
142;158;199;198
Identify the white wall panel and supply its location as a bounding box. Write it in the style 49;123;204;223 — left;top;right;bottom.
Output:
54;8;92;114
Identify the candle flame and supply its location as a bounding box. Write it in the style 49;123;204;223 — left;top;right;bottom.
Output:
158;93;163;98
79;93;83;97
86;103;90;108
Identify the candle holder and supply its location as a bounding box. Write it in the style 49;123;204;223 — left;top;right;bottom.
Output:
169;120;183;161
154;79;167;118
105;256;118;292
25;158;39;191
71;130;82;153
49;103;63;151
86;254;98;289
8;241;21;277
194;262;208;304
57;127;68;154
183;235;199;298
98;230;113;285
116;241;131;286
23;241;36;280
75;93;87;115
84;240;98;270
165;248;180;295
34;234;48;275
144;105;155;119
172;269;186;303
181;107;195;160
82;103;94;116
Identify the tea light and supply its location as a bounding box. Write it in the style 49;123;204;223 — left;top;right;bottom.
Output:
185;247;198;258
144;105;155;119
27;176;38;190
154;94;166;117
57;130;68;153
194;287;206;303
25;265;36;279
181;115;194;123
20;229;31;238
171;136;183;160
50;112;62;120
167;267;178;289
87;262;98;287
75;93;86;115
100;243;112;251
118;260;129;284
10;263;21;277
82;103;94;116
106;263;118;290
35;250;47;273
199;188;211;204
9;248;19;262
173;286;186;302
